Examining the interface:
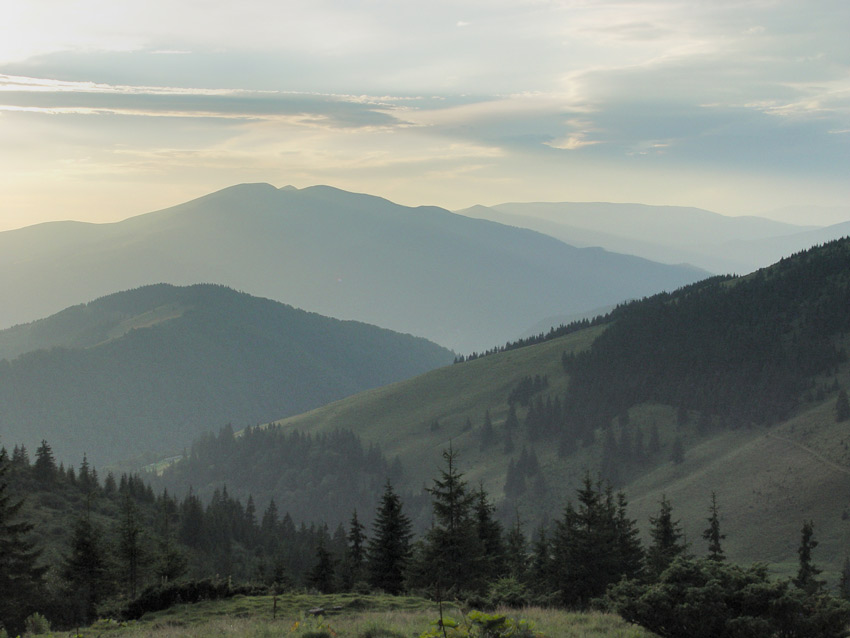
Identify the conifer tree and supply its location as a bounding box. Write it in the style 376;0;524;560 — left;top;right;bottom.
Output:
422;447;484;594
550;474;641;607
702;492;725;561
645;495;686;579
480;410;496;450
307;538;336;594
366;480;412;595
62;502;110;625
33;440;56;483
474;484;506;582
505;513;529;582
117;492;147;599
341;509;367;589
0;456;46;634
794;519;824;594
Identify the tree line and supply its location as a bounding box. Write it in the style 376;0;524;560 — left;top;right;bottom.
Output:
3;440;849;637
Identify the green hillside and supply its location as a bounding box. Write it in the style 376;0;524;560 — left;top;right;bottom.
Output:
239;238;850;577
0;284;454;466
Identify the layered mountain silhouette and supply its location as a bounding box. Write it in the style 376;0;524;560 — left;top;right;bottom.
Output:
0;284;454;465
457;201;847;275
0;184;707;352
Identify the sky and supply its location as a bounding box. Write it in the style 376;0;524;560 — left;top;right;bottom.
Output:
0;0;848;231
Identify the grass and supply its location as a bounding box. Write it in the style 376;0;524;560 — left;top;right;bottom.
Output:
29;595;657;638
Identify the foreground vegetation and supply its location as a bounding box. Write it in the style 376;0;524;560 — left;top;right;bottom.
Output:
16;593;656;638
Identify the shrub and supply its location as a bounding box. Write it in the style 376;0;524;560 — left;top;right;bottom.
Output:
607;557;850;638
24;612;50;635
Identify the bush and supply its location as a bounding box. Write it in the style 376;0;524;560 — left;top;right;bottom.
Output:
419;610;539;638
24;612;50;635
607;557;850;638
487;578;530;609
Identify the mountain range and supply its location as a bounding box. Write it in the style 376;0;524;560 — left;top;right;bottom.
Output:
0;184;708;352
457;201;850;275
0;283;453;465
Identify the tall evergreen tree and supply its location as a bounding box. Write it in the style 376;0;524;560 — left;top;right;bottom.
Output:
33;440;57;484
505;513;529;582
117;493;147;599
794;519;824;594
645;495;686;579
0;456;46;634
474;484;506;582
550;475;642;607
62;503;111;625
366;480;412;595
421;447;483;594
341;509;367;590
702;492;725;562
307;538;336;594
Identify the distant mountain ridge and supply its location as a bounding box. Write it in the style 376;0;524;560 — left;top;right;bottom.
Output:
0;183;707;352
0;283;454;465
457;201;846;275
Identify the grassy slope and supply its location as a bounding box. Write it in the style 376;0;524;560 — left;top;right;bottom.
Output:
271;326;603;494
270;323;850;580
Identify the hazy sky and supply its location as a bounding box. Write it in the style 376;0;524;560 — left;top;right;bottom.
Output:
1;0;848;230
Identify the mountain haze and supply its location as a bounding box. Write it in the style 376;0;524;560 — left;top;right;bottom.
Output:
0;184;708;352
457;201;840;275
0;284;453;465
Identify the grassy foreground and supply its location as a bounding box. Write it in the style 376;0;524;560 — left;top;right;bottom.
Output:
36;594;655;638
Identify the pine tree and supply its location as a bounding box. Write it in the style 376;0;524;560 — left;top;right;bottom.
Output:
341;509;367;589
422;447;485;594
794;519;824;594
550;475;641;607
366;480;412;595
33;440;56;483
702;492;725;561
0;456;46;634
474;485;506;582
62;503;111;625
117;492;147;599
505;513;529;582
307;538;336;594
645;495;686;579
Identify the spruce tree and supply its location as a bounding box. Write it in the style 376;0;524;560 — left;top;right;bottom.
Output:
645;495;686;579
33;440;56;483
62;504;111;625
550;474;641;607
474;484;506;582
366;480;412;595
341;510;366;590
794;519;824;594
117;492;147;599
0;456;46;634
307;539;336;594
702;492;725;561
422;447;483;594
505;513;529;582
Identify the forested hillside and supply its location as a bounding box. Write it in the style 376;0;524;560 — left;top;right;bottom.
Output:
0;284;453;465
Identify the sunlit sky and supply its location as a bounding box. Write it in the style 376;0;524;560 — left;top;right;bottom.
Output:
1;0;848;231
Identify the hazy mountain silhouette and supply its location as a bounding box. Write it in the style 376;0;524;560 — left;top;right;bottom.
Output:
456;201;841;275
0;184;707;352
